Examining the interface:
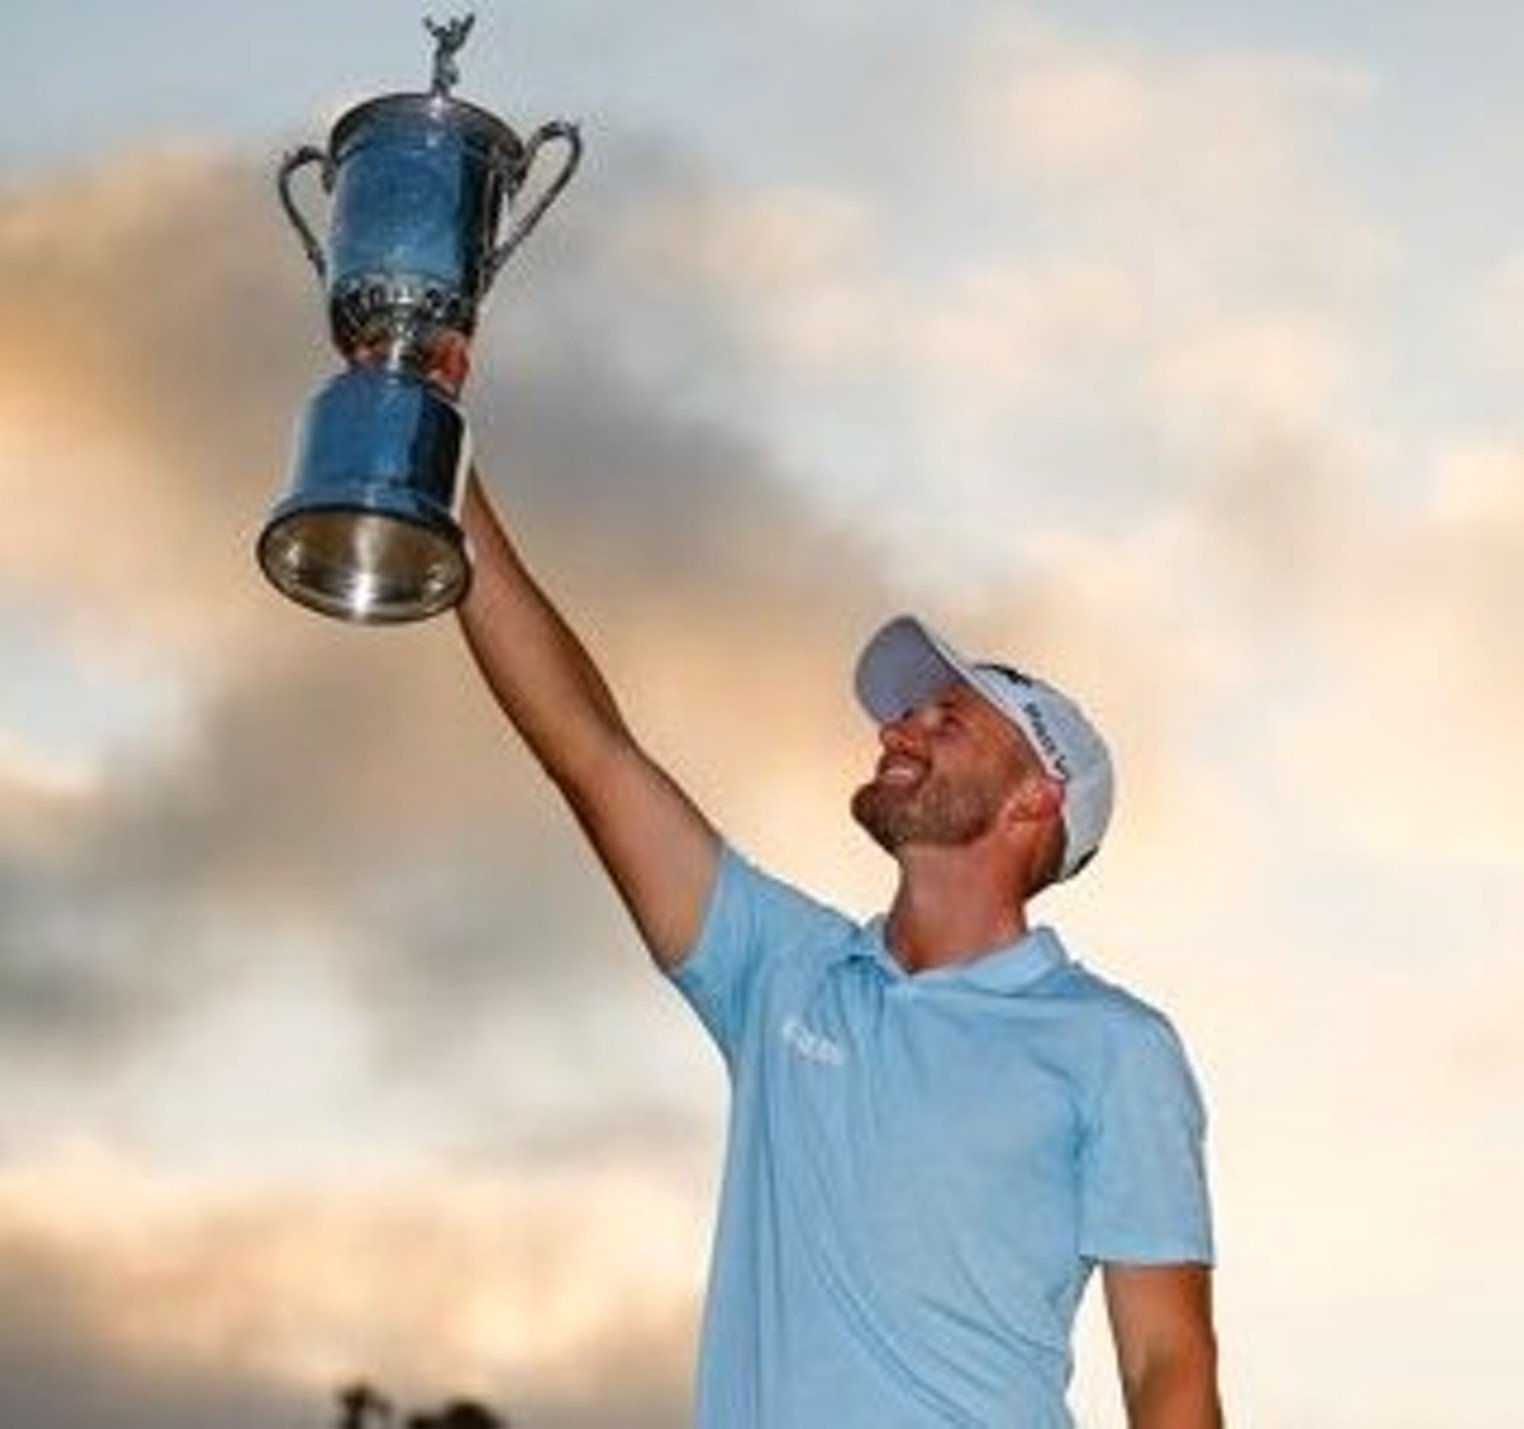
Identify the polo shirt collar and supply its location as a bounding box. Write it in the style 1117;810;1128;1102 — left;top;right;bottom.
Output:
859;919;1069;995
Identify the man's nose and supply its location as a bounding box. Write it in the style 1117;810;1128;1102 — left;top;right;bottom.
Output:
880;711;927;753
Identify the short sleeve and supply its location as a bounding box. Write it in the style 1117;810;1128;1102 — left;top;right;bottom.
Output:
1078;1009;1215;1265
668;843;851;1063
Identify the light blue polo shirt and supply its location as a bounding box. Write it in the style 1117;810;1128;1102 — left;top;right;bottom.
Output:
670;846;1213;1428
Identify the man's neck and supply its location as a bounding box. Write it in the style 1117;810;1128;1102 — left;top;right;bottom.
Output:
884;845;1031;974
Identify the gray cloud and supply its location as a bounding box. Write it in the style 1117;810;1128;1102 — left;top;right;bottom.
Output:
5;13;1515;1104
0;137;899;1104
0;1226;691;1429
0;1159;704;1429
0;1238;311;1429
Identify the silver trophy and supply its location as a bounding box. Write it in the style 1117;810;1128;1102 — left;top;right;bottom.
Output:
259;14;581;623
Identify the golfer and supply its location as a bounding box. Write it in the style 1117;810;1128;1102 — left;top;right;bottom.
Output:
457;473;1220;1427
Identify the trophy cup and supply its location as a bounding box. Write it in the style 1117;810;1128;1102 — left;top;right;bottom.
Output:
259;14;581;623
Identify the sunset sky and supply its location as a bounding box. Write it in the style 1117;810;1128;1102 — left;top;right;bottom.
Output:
2;2;1521;1424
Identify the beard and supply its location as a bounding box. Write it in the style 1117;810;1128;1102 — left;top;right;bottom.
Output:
850;767;1007;853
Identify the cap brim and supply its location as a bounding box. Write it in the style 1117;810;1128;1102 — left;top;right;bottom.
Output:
855;616;979;723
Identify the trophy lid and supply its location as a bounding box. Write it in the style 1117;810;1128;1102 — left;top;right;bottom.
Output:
328;14;525;163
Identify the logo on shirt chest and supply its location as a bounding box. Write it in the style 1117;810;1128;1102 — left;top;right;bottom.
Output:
780;1014;847;1066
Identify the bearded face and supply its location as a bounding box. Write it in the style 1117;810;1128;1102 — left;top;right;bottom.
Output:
850;761;1012;851
850;687;1027;852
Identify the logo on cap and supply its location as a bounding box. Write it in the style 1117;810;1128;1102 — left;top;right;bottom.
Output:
1019;699;1071;780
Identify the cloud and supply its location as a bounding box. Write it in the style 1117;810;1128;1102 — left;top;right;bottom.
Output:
7;57;1509;1104
0;1149;701;1428
1256;435;1524;875
0;1261;309;1429
4;12;1524;1425
964;17;1380;254
0;139;906;1111
0;0;1512;1107
568;14;1395;609
0;150;314;647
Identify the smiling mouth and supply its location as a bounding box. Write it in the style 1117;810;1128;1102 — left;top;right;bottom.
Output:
874;756;926;788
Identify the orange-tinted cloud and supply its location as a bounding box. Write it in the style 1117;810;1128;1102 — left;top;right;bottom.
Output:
0;1148;703;1425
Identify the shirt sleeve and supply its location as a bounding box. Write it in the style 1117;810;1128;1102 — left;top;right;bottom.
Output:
667;842;849;1064
1077;1008;1215;1265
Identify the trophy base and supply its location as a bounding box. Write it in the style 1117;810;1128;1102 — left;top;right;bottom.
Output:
260;506;468;624
260;366;471;624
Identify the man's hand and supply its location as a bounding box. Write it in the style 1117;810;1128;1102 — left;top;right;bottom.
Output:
1102;1262;1222;1428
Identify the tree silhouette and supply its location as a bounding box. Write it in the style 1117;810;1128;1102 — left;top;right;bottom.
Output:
405;1398;506;1429
332;1383;509;1429
335;1382;393;1428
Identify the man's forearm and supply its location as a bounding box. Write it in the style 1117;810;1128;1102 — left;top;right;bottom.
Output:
1104;1262;1220;1429
1122;1352;1222;1429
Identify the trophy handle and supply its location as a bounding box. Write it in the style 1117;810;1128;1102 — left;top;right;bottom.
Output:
486;121;583;284
277;144;334;281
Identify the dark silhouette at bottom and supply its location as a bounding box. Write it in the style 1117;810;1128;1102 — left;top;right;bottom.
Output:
335;1382;508;1429
407;1402;506;1429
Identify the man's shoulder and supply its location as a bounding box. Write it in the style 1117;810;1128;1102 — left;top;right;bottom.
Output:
668;844;865;1048
1036;944;1187;1044
1044;949;1206;1118
714;842;864;950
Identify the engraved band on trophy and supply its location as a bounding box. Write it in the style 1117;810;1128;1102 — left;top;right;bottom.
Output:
258;14;581;623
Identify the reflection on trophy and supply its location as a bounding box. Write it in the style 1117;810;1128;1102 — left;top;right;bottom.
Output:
259;14;581;623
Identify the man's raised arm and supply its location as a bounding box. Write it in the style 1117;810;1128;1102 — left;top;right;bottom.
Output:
455;470;720;969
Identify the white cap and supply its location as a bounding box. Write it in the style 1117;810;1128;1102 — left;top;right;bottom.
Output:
854;615;1114;879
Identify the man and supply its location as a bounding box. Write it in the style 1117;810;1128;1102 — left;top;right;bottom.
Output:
456;471;1220;1427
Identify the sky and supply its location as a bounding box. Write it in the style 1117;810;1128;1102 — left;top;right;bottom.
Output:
1;1;1521;1424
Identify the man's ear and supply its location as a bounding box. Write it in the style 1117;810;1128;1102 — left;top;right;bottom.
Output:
1000;774;1066;889
1008;772;1064;825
